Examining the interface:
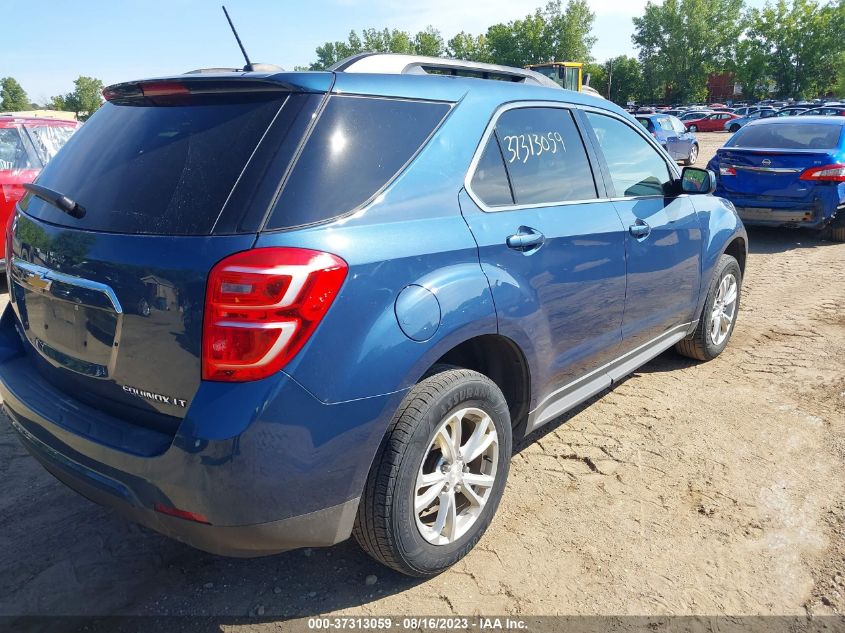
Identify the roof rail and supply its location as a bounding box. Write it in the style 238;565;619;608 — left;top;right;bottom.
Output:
329;53;561;90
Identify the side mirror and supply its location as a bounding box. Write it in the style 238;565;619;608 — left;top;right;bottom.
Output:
681;166;716;195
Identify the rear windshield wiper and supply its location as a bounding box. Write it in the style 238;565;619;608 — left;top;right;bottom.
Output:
23;183;86;219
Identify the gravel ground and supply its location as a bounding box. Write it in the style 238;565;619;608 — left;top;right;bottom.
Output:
1;133;843;624
694;131;731;167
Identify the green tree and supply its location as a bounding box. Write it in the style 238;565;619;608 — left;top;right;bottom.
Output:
486;0;597;67
743;0;845;99
309;26;449;69
1;77;30;112
583;62;607;95
66;76;104;119
413;26;445;57
49;94;67;111
632;0;744;103
603;55;643;104
446;32;491;62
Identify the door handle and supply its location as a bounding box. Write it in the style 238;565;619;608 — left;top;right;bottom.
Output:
507;226;545;252
629;220;651;238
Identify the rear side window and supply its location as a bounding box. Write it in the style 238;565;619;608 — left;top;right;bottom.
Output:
266;96;451;230
23;94;288;235
470;134;514;206
636;117;654;132
586;112;672;198
726;123;843;149
492;107;597;205
0;128;36;170
670;117;686;134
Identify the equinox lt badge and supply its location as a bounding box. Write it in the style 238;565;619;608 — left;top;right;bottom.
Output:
122;385;188;408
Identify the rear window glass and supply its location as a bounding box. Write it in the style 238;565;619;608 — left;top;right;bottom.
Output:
23;95;287;235
266;96;451;230
726;123;843;149
24;124;77;163
0;128;36;170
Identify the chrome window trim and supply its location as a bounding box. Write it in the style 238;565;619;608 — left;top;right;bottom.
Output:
464;101;685;212
463;100;605;213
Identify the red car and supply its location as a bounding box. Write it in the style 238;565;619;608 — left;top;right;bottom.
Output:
0;116;80;238
684;112;740;132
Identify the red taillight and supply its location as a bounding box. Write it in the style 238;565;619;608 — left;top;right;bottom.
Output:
154;503;210;524
140;81;190;97
799;164;845;182
720;166;737;176
202;247;348;382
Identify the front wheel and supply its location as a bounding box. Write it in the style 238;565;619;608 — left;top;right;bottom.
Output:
676;254;742;361
353;367;512;577
683;143;699;166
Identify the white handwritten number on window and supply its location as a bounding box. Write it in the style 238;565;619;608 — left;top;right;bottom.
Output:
503;132;566;164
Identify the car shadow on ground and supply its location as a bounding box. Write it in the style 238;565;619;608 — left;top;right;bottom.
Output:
746;225;839;254
0;414;423;624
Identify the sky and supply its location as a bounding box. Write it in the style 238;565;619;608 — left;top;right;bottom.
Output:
2;0;765;103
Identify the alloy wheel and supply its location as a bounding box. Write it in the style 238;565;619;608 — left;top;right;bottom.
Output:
709;273;738;346
414;407;500;545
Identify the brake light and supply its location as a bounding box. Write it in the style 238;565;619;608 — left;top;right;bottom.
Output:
202;247;348;382
140;81;190;97
799;164;845;182
720;166;737;176
154;503;210;524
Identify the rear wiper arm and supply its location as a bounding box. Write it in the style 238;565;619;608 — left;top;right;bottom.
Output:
23;183;86;219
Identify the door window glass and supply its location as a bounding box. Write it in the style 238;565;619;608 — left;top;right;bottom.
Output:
494;107;597;204
470;133;514;206
586;112;672;198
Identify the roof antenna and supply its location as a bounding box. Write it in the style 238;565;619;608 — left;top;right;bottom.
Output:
222;5;254;71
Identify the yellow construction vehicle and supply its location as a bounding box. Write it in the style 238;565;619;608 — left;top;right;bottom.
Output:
526;61;602;98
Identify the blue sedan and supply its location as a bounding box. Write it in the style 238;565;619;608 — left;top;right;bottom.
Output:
708;117;845;239
636;114;700;164
723;108;777;133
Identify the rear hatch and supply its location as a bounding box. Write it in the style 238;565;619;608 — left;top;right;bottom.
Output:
7;75;328;434
715;121;843;200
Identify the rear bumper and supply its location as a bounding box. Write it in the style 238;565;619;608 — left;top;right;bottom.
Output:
11;413;358;556
715;189;844;229
0;306;400;557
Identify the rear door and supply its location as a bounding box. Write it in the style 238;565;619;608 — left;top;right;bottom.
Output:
8;80;327;430
657;116;682;159
459;104;627;407
583;110;702;351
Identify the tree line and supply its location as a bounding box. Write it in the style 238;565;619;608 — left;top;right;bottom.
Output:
1;76;103;119
2;0;843;117
304;0;845;104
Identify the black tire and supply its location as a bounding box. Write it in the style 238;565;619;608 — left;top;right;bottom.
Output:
676;254;742;361
729;124;741;133
683;143;699;166
353;366;512;577
817;214;845;242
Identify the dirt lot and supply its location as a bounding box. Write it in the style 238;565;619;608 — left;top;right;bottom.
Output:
1;130;844;624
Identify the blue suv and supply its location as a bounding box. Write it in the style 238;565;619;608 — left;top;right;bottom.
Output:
0;54;747;577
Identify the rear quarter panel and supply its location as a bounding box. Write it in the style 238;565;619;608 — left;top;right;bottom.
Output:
253;91;504;404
